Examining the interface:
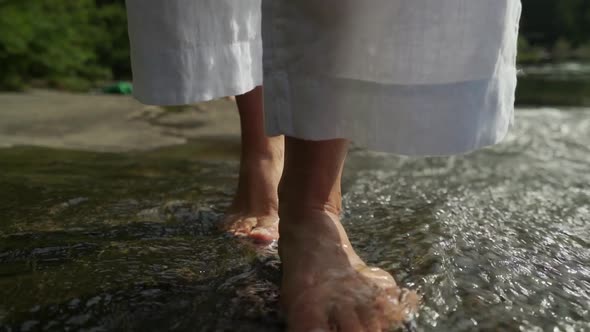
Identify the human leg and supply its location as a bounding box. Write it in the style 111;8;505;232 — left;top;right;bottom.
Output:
221;86;284;243
278;137;417;332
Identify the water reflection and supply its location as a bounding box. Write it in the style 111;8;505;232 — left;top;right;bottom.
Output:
518;63;590;106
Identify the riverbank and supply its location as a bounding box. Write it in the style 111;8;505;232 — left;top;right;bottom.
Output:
0;89;240;152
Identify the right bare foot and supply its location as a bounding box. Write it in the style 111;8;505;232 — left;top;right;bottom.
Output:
279;209;419;332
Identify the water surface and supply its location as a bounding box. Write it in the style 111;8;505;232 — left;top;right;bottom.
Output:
1;108;589;331
517;63;590;106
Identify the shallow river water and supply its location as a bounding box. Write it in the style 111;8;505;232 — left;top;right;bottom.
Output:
0;108;589;332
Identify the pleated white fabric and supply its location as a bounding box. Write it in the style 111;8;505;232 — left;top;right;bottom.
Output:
126;0;262;105
126;0;522;156
262;0;522;155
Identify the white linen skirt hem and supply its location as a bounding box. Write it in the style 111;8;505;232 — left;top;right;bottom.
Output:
130;39;263;106
264;67;516;156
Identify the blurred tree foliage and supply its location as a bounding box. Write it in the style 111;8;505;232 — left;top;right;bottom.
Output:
0;0;129;91
520;0;590;63
0;0;589;91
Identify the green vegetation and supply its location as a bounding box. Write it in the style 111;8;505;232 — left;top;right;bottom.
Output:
0;0;589;91
519;0;590;63
0;0;129;91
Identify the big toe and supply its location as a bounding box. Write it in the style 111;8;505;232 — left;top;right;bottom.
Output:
374;288;420;331
222;215;279;243
221;215;257;236
287;304;330;332
249;225;279;243
231;217;258;235
332;304;364;332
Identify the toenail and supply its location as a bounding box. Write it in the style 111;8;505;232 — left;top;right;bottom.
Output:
309;329;327;332
252;228;271;235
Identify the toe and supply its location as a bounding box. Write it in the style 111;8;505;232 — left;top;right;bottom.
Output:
219;214;239;231
356;306;382;332
370;288;420;331
249;226;279;243
358;266;397;289
232;216;258;235
332;304;364;332
287;301;330;332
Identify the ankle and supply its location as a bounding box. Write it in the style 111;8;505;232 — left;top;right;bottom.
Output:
278;186;341;217
241;146;283;162
277;172;342;219
278;203;341;221
229;191;279;215
240;136;284;161
277;209;362;272
278;207;344;245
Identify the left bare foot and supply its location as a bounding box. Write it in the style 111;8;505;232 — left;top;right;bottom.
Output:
222;213;279;243
220;147;284;243
219;87;284;243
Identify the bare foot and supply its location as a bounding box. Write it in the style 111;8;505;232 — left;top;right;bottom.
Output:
279;210;419;332
220;151;283;243
219;87;284;243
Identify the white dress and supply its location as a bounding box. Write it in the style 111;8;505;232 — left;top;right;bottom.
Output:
126;0;263;105
126;0;522;156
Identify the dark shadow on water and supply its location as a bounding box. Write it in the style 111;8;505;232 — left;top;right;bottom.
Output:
2;247;283;332
0;188;284;331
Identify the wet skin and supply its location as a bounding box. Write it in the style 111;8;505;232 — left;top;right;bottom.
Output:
277;138;418;331
222;88;418;330
220;86;284;243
